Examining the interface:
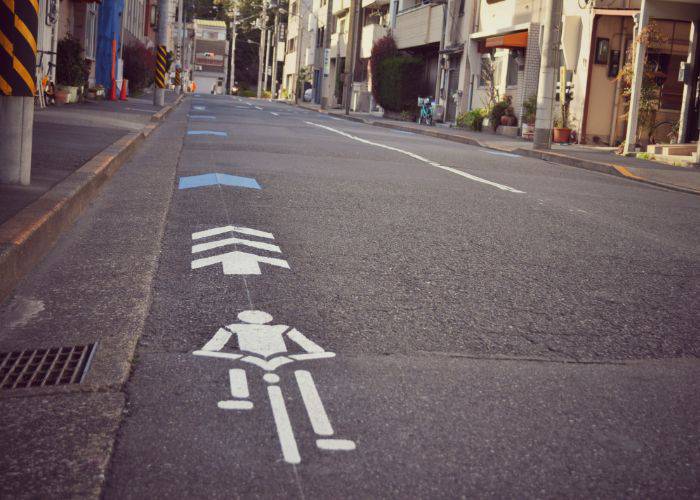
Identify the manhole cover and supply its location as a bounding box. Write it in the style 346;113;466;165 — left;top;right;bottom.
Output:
0;344;97;389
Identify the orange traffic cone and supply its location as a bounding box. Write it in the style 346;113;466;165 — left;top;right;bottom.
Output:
109;79;117;101
119;79;128;101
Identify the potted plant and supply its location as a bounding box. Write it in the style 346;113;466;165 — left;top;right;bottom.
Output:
553;100;572;143
521;95;537;140
56;34;90;103
500;105;517;126
489;97;511;131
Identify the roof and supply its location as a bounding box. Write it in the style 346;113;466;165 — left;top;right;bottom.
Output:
194;19;227;28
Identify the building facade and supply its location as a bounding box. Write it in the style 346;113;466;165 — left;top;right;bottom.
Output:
193;19;229;94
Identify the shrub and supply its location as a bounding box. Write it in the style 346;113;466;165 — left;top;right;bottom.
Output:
522;95;537;125
377;56;423;112
370;35;398;104
240;89;256;97
56;35;90;87
122;42;155;92
489;97;510;131
456;108;487;131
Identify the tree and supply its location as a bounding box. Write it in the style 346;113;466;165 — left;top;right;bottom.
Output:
369;35;398;103
616;22;667;145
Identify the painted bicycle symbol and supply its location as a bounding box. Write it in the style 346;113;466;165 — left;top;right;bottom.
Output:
193;310;356;464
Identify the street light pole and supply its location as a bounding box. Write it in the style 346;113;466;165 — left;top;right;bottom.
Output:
271;9;280;99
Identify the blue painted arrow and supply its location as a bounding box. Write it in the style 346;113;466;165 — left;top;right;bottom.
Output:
178;173;261;190
187;130;227;137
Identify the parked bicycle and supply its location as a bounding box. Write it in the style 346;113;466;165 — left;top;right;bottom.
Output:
417;97;434;126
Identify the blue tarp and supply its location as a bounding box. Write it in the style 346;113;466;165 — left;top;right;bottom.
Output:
95;0;124;88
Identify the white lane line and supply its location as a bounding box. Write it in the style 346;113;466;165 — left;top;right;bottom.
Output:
267;385;301;464
255;106;263;110
228;368;249;398
485;150;520;158
295;370;334;436
270;111;279;116
317;439;356;451
305;122;525;194
328;116;342;121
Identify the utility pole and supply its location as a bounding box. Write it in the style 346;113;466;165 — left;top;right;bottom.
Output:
271;9;280;99
319;0;333;108
0;0;38;185
257;0;268;98
154;0;171;106
433;0;448;118
177;0;184;92
533;0;562;150
343;0;361;114
293;2;304;103
263;27;272;92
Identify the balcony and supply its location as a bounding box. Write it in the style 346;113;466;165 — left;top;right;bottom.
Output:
330;32;347;58
360;23;388;58
361;0;389;7
393;3;442;49
333;0;350;15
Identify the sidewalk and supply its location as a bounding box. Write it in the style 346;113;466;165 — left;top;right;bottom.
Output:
293;101;700;196
0;90;178;225
0;89;182;302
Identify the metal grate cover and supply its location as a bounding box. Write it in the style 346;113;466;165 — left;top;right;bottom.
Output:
0;344;97;389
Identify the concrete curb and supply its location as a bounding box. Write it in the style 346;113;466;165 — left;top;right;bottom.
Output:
0;94;185;302
291;102;700;197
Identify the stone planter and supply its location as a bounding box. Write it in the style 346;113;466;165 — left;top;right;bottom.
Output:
522;123;535;141
57;85;79;103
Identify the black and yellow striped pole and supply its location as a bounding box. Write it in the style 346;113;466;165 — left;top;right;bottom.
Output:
155;45;166;90
0;0;38;185
174;66;181;89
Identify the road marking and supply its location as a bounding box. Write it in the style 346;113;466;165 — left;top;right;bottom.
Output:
178;173;260;190
192;236;280;254
612;164;644;180
235;106;249;109
192;350;242;361
485;150;520;158
229;368;250;398
328;116;342;121
270;112;279;116
295;370;334;436
305;121;525;194
268;385;302;464
218;400;254;410
187;130;227;137
317;439;357;451
189;115;216;120
192;251;290;275
193;311;353;464
193;105;206;110
193;225;274;240
255;106;263;110
191;226;289;276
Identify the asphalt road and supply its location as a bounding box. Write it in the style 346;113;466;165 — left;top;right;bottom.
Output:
1;94;699;498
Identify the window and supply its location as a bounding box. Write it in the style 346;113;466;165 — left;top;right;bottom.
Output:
316;27;324;47
506;51;519;87
290;1;297;15
85;2;98;59
287;37;296;53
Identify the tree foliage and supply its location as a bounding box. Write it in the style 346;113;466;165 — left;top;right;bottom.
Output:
376;55;423;112
369;35;398;103
56;34;90;87
123;42;155;92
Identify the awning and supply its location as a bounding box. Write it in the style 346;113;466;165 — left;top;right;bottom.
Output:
480;31;528;51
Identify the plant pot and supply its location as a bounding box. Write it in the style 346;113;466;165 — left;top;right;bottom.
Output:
55;90;70;104
553;127;572;143
57;85;79;103
522;123;535;140
501;114;517;126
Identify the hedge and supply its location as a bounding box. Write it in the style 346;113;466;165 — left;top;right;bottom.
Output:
376;56;423;112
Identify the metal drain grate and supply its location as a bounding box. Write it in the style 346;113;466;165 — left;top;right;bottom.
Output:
0;344;97;389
